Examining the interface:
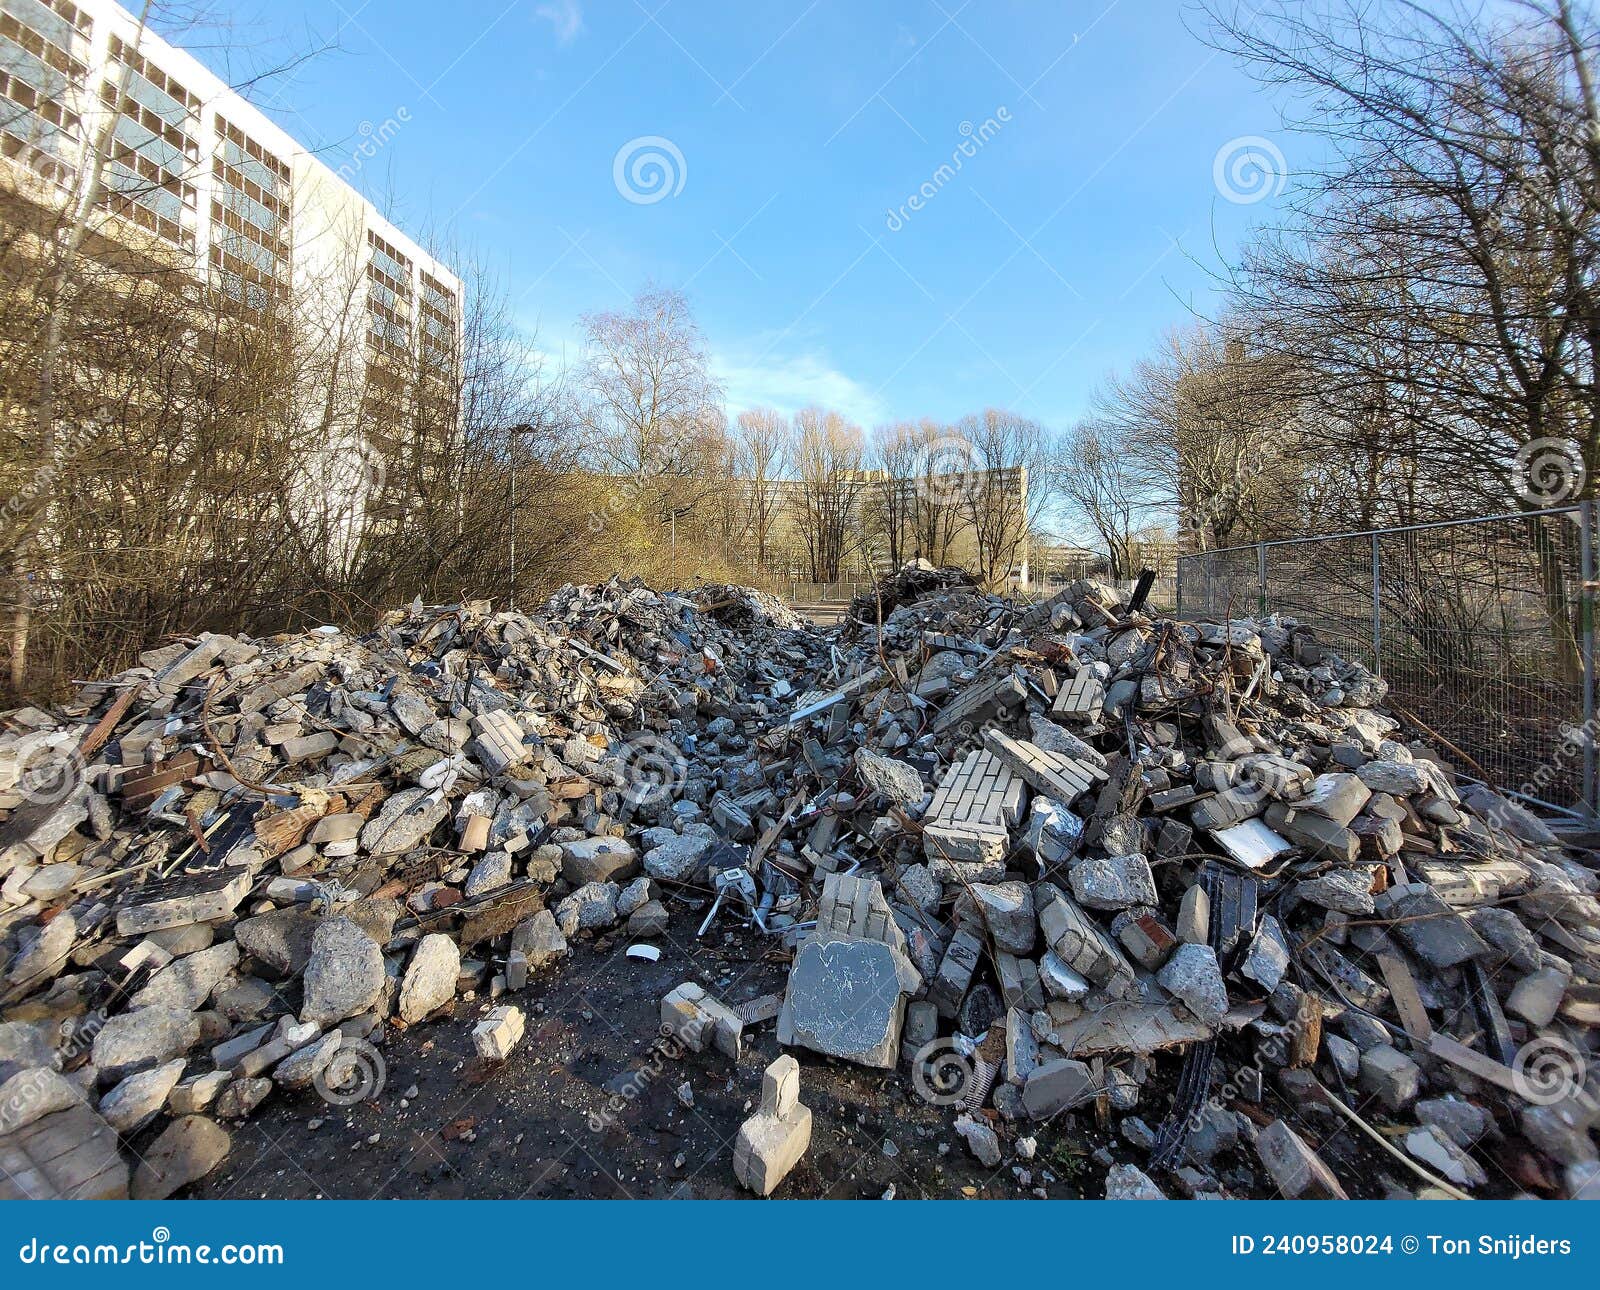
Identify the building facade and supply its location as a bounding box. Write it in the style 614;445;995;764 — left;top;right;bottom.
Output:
0;0;460;514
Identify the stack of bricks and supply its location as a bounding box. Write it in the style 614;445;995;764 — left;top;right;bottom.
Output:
920;749;1025;876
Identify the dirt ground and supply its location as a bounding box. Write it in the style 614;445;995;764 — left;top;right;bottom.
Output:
181;912;1434;1201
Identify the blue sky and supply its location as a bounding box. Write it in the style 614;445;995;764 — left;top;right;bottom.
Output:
193;0;1293;430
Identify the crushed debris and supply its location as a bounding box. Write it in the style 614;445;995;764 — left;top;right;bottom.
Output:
0;568;1596;1199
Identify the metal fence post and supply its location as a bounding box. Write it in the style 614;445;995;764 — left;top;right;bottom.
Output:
1371;532;1382;676
1175;558;1185;619
1582;501;1597;819
1255;544;1267;617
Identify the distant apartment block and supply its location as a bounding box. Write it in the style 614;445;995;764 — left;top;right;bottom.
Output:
0;0;460;479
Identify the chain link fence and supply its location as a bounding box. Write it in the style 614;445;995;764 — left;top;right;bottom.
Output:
1177;506;1596;818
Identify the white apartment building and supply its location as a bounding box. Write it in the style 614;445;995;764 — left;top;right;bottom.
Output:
0;0;460;439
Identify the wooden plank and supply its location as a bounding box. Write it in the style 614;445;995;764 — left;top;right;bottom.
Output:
1427;1033;1521;1093
1377;953;1434;1044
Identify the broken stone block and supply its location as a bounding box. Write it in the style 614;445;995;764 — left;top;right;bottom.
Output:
967;881;1035;955
1239;914;1290;993
1106;1162;1166;1198
0;1067;82;1134
928;928;983;1020
1113;909;1176;971
954;1111;1002;1165
168;1070;231;1116
733;1054;811;1196
1158;943;1229;1027
1039;951;1092;1002
554;881;621;936
300;917;385;1026
1177;882;1210;944
1255;1119;1348;1199
234;906;318;977
472;1005;525;1062
360;787;450;856
1507;967;1569;1028
1005;1006;1040;1085
1405;1123;1487;1189
1038;886;1137;998
996;951;1046;1011
560;835;638;886
1190;786;1265;831
1069;853;1157;911
1466;907;1541;974
100;1059;186;1134
1298;772;1372;826
509;909;567;985
91;1006;200;1085
1372;883;1492;968
129;940;240;1013
272;1032;344;1090
130;1115;230;1200
1265;802;1360;863
214;1075;271;1120
1293;867;1376;915
777;934;918;1069
399;933;460;1024
0;1102;128;1199
642;833;712;882
661;982;743;1058
1359;1043;1422;1112
463;850;513;898
626;900;669;937
280;731;337;764
1022;1057;1095;1117
853;748;924;806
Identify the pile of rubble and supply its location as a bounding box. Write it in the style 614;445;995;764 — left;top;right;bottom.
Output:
0;577;821;1198
1;565;1597;1200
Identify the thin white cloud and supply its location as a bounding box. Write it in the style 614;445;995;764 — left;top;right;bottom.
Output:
535;0;584;47
712;346;889;428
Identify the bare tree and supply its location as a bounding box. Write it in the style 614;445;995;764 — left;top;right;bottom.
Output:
864;422;920;569
1058;420;1157;580
577;285;724;542
734;407;789;570
792;407;867;582
954;408;1056;588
